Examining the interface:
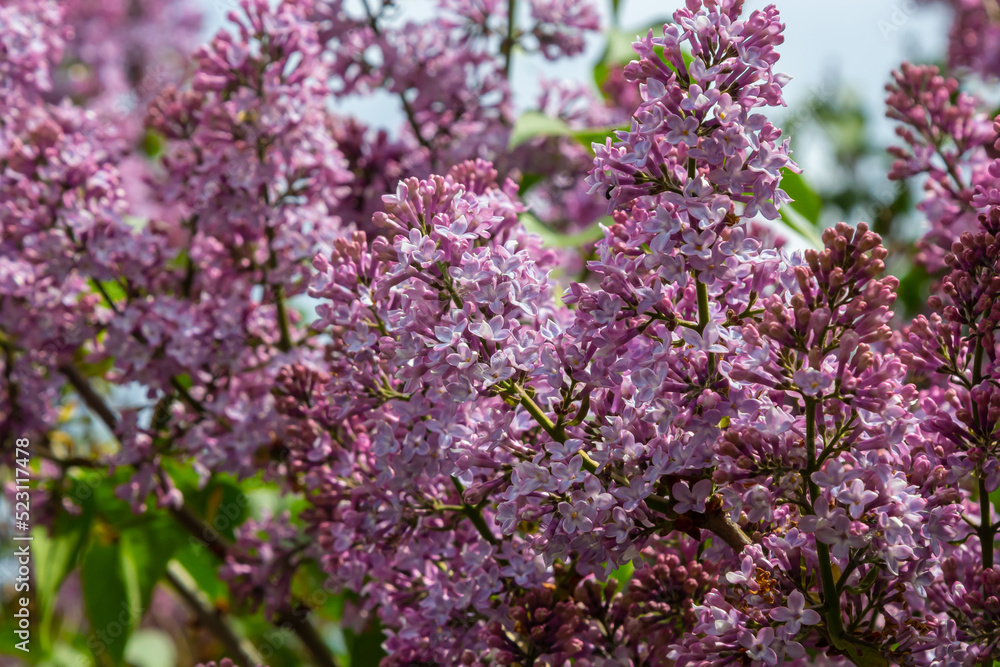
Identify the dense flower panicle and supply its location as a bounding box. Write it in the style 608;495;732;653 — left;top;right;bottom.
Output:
587;0;795;220
897;195;1000;659
82;0;355;480
0;1;148;438
8;0;1000;664
297;1;958;663
885;62;995;270
921;0;1000;79
0;0;68;95
528;0;602;60
514;80;628;235
48;0;202;109
322;0;512;169
901;208;1000;485
220;513;309;620
314;0;611;237
328;117;418;233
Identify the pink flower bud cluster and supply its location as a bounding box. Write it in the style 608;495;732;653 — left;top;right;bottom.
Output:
885;62;995;270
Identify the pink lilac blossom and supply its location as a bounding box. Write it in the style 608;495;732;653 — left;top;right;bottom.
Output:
921;0;1000;79
8;0;1000;664
885;62;995;271
899;205;1000;661
293;2;960;664
315;0;608;237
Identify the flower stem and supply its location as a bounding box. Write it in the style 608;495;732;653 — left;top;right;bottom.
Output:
695;274;716;375
451;477;498;546
696;277;710;333
981;475;994;569
971;336;994;569
516;385;751;551
503;0;517;78
805;398;846;641
165;564;264;667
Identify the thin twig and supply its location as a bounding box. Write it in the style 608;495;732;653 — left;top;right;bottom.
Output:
59;364;119;430
503;0;517;78
166;563;265;666
359;0;433;151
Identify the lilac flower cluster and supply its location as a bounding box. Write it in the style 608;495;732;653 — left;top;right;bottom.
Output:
0;0;137;435
885;62;995;270
10;0;1000;664
314;0;611;237
899;205;1000;661
291;2;964;664
586;0;794;219
921;0;1000;79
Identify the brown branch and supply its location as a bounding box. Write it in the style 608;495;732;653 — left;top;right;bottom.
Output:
275;606;340;667
359;0;433;152
59;364;119;430
166;564;264;666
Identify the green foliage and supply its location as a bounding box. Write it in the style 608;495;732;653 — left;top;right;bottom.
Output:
343;622;387;667
508;111;573;149
780;171;822;225
508;110;624;154
30;464;252;666
593;27;643;90
120;520;184;615
81;538;132;665
778;168;824;248
610;559;635;592
89;278;126;304
519;212;608;247
593;20;683;92
34;504;92;649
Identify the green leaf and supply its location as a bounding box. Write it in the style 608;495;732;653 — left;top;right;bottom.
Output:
88;278;126;304
120;520;183;614
895;261;929;317
140;130;165;159
570;125;627;153
594;27;643;89
518;172;546;195
172;542;228;603
778;205;823;249
508;111;572;149
519;212;608;248
593;21;678;90
81;537;132;666
780;169;822;224
344;622;387;667
845;565;880;595
172;373;193;390
202;479;250;542
34;510;92;649
610;559;635;592
123;630;176;667
830;636;889;667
